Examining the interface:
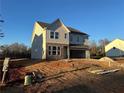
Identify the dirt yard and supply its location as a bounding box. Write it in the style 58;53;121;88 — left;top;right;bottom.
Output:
0;59;124;93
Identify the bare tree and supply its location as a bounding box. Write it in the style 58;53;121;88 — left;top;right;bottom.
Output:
98;38;110;56
89;40;98;56
0;43;31;59
0;14;4;38
89;39;110;58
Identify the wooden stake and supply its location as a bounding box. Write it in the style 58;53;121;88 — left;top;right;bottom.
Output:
1;71;6;84
1;58;10;85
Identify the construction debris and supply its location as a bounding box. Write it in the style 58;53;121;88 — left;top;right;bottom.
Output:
97;69;120;75
88;70;104;74
88;69;120;75
24;73;32;86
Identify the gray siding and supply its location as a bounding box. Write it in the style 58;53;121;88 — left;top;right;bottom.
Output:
69;33;88;45
31;34;43;59
106;48;124;57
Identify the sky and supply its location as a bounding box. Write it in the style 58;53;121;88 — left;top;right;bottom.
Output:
0;0;124;46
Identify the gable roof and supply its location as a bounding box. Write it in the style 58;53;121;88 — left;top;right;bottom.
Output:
37;19;88;35
47;19;63;31
105;39;124;52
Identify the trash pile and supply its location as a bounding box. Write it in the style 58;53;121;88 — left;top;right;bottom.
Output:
24;70;45;86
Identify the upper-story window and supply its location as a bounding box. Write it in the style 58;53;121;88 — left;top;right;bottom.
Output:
77;36;79;42
70;36;73;41
55;32;59;39
65;33;67;39
50;32;54;39
50;32;59;39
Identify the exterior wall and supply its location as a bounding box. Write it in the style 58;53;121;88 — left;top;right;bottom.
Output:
105;39;124;57
31;22;46;59
46;25;70;45
106;48;124;57
105;39;124;52
46;43;68;60
69;33;88;45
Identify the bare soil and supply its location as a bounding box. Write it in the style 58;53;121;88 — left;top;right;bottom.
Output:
0;59;124;93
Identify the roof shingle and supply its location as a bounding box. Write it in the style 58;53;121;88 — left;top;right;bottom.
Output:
37;19;88;35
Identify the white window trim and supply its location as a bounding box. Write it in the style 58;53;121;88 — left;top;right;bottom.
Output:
50;31;54;39
49;31;59;39
48;46;61;56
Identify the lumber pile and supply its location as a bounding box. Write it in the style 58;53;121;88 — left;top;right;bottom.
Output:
88;69;120;75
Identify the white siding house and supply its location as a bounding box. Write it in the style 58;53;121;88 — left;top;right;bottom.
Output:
105;39;124;57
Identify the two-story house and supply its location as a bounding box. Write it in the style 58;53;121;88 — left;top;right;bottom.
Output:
31;19;90;60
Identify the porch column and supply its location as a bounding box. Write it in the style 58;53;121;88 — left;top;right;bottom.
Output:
67;45;70;59
85;50;90;59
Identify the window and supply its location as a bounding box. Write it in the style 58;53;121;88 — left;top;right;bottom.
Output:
49;46;52;50
49;51;51;55
77;36;79;42
53;46;56;50
50;32;59;39
70;36;73;41
50;32;54;39
65;33;67;39
52;46;56;55
51;46;59;55
48;46;61;56
48;46;52;55
52;51;56;55
55;32;59;39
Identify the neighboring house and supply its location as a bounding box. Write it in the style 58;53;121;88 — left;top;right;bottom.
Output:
105;39;124;57
31;19;90;60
